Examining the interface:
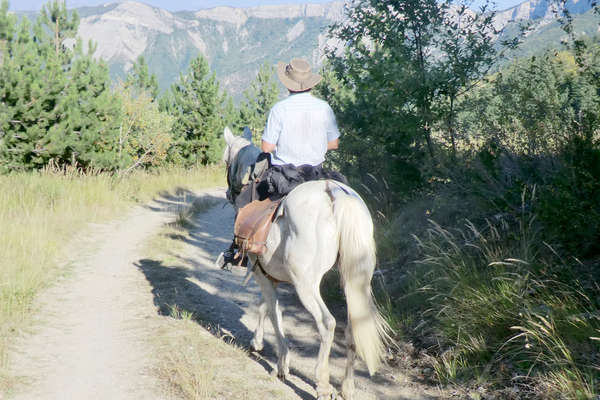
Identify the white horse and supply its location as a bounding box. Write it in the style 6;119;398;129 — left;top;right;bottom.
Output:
222;127;391;400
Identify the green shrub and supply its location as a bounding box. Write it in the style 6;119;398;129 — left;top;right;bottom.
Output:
538;137;600;257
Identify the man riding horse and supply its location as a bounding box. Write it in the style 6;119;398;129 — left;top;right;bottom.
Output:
219;60;391;400
220;58;341;266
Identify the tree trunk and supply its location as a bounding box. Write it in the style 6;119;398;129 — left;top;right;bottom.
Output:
424;122;435;161
423;100;435;162
448;95;457;159
55;19;59;56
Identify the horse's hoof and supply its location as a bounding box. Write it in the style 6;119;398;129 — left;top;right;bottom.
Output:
341;379;355;400
340;390;354;400
316;385;336;400
316;395;335;400
269;367;289;382
250;337;263;352
278;369;289;382
276;365;290;381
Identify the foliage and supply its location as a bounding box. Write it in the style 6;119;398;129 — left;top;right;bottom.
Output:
323;0;504;196
537;136;600;256
124;55;159;100
335;8;600;396
402;214;599;397
115;85;173;174
161;55;228;166
458;51;599;155
0;1;122;172
236;62;279;139
453;45;600;257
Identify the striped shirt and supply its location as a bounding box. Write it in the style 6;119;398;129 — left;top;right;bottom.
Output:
262;92;340;167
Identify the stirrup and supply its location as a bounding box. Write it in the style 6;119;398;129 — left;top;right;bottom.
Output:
216;248;248;270
216;248;234;270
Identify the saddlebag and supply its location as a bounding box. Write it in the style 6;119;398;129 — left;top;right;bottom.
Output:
234;198;282;256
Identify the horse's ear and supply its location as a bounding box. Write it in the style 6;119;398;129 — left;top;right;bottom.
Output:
224;126;234;145
243;126;253;141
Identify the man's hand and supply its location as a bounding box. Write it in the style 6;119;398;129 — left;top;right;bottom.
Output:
261;140;276;153
327;138;339;150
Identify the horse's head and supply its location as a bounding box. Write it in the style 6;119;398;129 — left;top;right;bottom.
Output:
223;126;261;206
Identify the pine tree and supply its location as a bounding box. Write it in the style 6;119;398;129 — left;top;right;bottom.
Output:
39;0;79;61
238;62;279;138
0;17;56;171
0;1;122;171
0;0;15;166
222;95;241;133
50;51;122;169
0;0;15;66
163;55;226;165
125;55;159;100
36;1;121;170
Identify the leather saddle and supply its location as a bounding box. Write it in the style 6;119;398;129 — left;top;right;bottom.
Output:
234;198;282;256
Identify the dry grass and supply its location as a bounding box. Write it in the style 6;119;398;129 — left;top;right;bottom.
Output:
155;318;294;400
0;164;224;390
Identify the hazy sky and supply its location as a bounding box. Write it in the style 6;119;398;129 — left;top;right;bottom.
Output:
9;0;527;12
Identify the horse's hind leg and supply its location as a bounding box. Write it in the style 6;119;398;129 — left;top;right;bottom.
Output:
294;283;336;400
250;297;267;351
253;270;289;380
341;316;356;400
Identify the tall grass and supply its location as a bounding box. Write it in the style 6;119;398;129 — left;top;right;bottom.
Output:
0;164;224;377
395;212;599;398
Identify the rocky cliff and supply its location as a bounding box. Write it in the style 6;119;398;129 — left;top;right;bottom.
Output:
70;0;596;95
75;1;344;94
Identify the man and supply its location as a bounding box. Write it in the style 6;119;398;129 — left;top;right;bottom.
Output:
220;58;340;267
261;58;340;168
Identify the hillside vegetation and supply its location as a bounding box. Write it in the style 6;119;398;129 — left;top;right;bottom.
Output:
1;0;600;398
316;0;600;398
0;0;281;171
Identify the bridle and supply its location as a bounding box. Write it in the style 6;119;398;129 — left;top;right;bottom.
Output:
225;160;236;204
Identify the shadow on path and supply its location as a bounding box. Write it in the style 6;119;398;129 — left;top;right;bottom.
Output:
136;192;435;400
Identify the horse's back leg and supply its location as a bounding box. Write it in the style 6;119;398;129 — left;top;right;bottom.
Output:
294;282;336;400
251;298;267;352
253;269;289;379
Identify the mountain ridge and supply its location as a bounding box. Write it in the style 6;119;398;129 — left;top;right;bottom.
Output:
15;0;598;95
72;1;345;94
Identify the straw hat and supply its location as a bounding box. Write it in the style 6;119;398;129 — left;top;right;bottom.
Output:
276;58;322;92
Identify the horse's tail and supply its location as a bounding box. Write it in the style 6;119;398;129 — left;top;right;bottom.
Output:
332;189;392;376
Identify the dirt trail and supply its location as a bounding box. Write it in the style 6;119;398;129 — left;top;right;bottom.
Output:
139;190;443;400
8;188;442;400
7;192;197;399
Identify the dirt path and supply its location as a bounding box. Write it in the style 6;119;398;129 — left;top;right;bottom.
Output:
7;192;198;399
8;188;442;400
138;190;443;400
